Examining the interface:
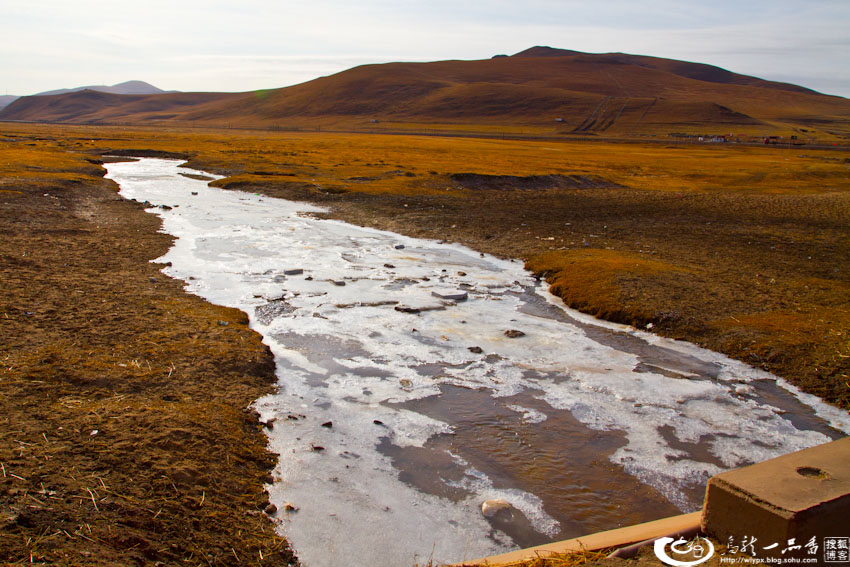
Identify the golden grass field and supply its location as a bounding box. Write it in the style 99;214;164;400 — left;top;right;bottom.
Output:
6;122;849;406
0;126;294;564
1;121;848;565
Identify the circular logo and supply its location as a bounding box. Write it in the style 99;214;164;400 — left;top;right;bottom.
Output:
654;536;715;566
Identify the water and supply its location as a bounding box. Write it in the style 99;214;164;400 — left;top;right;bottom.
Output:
105;158;850;567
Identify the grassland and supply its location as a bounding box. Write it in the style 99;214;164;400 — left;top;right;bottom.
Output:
32;122;844;407
1;121;848;564
0;127;294;564
8;122;850;405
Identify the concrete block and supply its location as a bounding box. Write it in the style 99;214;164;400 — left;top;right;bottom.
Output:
701;436;850;558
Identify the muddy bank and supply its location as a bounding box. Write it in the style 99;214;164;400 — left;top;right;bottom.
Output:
0;143;294;564
448;173;622;190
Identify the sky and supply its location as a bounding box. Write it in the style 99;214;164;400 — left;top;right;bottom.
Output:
2;0;849;98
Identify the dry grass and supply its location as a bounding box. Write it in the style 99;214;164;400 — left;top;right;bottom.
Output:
500;552;611;567
450;549;613;567
3;122;844;408
0;143;104;191
526;250;685;325
6;123;848;196
2;119;848;564
0;126;293;565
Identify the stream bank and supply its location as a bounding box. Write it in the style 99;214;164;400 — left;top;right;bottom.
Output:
0;145;294;565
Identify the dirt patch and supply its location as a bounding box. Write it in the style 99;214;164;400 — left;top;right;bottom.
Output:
0;136;294;565
178;172;216;182
449;173;621;190
102;148;190;160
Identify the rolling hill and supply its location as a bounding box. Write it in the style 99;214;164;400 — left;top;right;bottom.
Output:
34;80;172;97
2;47;848;138
0;81;171;111
0;95;17;110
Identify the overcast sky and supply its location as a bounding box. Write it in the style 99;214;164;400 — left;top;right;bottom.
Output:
3;0;849;98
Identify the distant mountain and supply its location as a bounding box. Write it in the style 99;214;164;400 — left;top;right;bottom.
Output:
35;80;172;97
0;95;18;110
1;49;848;137
0;81;171;111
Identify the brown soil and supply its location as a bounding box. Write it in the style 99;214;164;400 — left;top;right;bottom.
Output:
447;173;622;190
0;155;295;562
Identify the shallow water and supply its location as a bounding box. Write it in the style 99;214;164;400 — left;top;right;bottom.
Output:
105;158;850;567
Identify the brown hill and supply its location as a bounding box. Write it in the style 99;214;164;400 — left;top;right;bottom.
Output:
35;80;173;97
0;95;17;110
2;47;848;138
0;90;244;124
512;46;818;93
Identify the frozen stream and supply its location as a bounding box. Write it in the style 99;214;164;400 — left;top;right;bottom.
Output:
106;158;849;566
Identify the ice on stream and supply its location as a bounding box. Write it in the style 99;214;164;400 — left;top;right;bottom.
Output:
105;158;850;567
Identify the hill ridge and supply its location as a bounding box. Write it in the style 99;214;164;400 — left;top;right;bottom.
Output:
35;80;172;97
1;48;848;139
512;46;820;95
